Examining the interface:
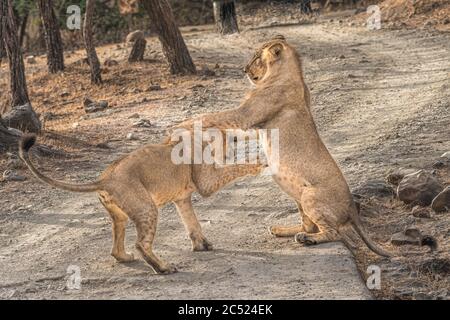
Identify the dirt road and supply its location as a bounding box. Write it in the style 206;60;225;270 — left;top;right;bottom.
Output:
0;20;448;299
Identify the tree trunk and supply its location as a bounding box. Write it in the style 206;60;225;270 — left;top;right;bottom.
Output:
140;0;196;75
0;0;31;108
83;0;102;84
38;0;64;73
213;0;239;35
128;37;146;62
300;0;313;14
18;10;28;48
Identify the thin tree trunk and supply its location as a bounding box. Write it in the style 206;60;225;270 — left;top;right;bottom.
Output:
83;0;102;84
0;0;31;107
0;29;4;65
128;37;146;62
18;10;29;48
140;0;196;75
38;0;64;73
213;0;239;35
300;0;313;14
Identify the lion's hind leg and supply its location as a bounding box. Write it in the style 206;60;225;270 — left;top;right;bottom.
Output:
98;191;135;263
270;201;319;237
102;186;176;274
131;197;177;274
293;192;340;246
294;226;340;246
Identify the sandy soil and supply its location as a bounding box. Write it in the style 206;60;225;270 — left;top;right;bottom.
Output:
0;16;449;299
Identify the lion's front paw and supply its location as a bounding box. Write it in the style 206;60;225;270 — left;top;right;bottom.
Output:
192;238;213;252
155;263;178;275
294;232;317;246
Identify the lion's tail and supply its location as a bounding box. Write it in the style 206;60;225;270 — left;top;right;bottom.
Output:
19;134;101;193
343;212;393;258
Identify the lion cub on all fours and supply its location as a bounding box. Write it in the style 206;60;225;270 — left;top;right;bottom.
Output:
19;132;263;274
176;35;393;257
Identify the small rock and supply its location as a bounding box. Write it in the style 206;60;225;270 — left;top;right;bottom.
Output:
128;113;140;119
26;56;36;64
339;55;346;59
411;206;431;219
391;228;422;246
72;122;79;129
60;91;70;98
348;22;355;27
126;30;144;43
413;292;433;300
6;153;22;170
104;58;119;67
2;170;26;182
348;74;357;79
200;66;215;77
126;132;138;140
397;170;443;206
432;160;446;169
130;88;142;94
190;84;205;90
391;228;438;250
441;151;450;159
214;63;220;69
133;119;152;128
386;168;417;185
431;186;450;212
96;142;110;149
147;84;161;91
353;180;394;198
83;98;108;113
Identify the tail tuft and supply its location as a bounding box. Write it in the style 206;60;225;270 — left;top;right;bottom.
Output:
20;134;37;153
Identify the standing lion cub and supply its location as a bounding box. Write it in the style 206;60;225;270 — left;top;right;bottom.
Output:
19;132;262;274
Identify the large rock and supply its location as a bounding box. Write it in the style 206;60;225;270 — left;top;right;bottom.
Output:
431;186;450;212
397;170;443;206
2;103;41;133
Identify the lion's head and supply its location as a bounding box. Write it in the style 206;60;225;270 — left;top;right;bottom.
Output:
244;35;289;85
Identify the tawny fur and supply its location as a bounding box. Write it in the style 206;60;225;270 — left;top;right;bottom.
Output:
19;133;262;274
174;36;392;257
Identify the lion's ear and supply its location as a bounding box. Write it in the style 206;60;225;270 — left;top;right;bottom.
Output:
268;43;283;59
